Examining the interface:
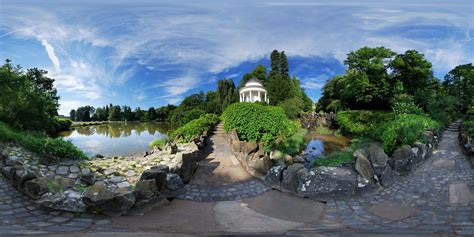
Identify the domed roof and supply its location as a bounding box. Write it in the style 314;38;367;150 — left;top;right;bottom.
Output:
243;78;264;88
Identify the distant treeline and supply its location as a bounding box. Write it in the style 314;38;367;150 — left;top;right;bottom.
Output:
70;104;177;122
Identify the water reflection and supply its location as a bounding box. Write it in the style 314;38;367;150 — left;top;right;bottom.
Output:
302;132;350;168
57;122;176;157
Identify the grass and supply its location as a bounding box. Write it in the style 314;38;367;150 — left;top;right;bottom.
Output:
312;149;354;167
149;137;168;149
314;126;332;135
0;122;88;162
72;121;109;127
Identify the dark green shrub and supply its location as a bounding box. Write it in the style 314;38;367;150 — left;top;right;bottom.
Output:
171;114;219;142
271;128;307;155
312;149;354;167
169;108;205;126
278;97;304;119
336;110;395;137
53;117;72;132
0;122;87;161
221;103;297;148
381;114;440;153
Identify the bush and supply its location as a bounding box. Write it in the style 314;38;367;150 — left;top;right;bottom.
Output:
380;114;440;153
312;149;354;167
271;128;307;155
149;137;168;149
169;108;205;126
171;114;219;142
426;95;458;125
336;110;395;138
221;103;297;148
0;122;87;162
392;101;423;116
278;97;304;119
53;117;72;133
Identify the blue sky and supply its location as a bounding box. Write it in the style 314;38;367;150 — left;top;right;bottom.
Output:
1;0;473;115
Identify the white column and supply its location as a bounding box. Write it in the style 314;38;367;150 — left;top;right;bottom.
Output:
264;92;267;103
240;93;243;102
258;91;261;102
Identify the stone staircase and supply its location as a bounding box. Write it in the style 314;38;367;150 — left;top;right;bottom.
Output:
446;120;461;132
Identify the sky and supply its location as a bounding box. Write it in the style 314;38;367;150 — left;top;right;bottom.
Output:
1;0;473;115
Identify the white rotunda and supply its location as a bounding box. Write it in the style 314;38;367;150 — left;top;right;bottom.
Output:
239;79;269;104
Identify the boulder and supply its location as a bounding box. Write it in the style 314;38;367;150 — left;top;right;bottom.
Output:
264;165;285;190
83;184;114;206
100;188;136;216
81;172;97;185
12;166;36;189
163;173;185;198
392;145;415;174
135;179;157;200
413;142;427;160
164;142;178;155
1;166;15;180
5;156;19;166
140;165;169;191
270;150;284;160
24;178;47;199
367;143;388;176
379;165;398;187
297;166;357;198
248;155;272;175
281;163;305;193
38;190;86;212
241;142;258;156
172;152;198;183
354;150;374;179
292;155;305;164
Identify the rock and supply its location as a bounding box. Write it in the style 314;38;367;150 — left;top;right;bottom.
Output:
293;155;305;164
392;145;415;174
135;179;157;200
281;163;305;193
355;151;374;179
264;165;285;190
56;166;69;175
367;143;388;176
54;176;75;189
83;184;114;206
413;142;427;160
117;181;131;189
248;155;273;176
379;165;398;187
164;142;178;155
163;173;185;198
100;188;136;216
140;165;169;191
94;154;104;158
23;178;47;199
172;152;197;183
70;165;80;173
12;166;36;189
125;170;136;177
81;172;96;185
5;156;19;166
241;142;258;155
38;190;86;212
2;166;16;180
270;150;284;160
297;166;357;198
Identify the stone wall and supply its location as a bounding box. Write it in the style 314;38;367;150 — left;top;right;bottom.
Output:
0;132;208;216
264;129;440;201
301;112;336;129
227;129;273;179
459;123;474;166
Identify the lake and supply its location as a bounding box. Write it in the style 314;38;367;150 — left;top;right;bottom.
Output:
57;122;175;157
302;132;351;168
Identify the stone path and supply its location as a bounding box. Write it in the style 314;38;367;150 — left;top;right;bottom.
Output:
176;123;270;201
320;120;474;235
1;120;473;236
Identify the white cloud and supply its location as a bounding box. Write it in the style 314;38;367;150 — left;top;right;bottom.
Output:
301;76;331;90
40;39;60;72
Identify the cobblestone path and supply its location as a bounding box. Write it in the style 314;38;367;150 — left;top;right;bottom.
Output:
318;121;474;235
0;175;124;234
176;123;270;201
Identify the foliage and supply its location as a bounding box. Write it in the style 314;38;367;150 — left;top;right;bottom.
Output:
426;93;459;125
314;126;332;135
442;63;474;113
216;79;238;113
278;97;305;119
0;60;60;133
171;114;219;142
391;95;423;116
380;114;440;153
312;149;354;167
149;137;168;149
317;47;440;111
271;128;307;155
336;110;395;138
0;122;87;162
53;117;72;132
221;103;297;148
170;107;205;126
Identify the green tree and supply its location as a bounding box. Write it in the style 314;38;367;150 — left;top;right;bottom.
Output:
69;109;76;121
147;107;156;120
280;51;289;80
443;63;474;112
76;106;95;121
217;79;238;112
108;106;122;121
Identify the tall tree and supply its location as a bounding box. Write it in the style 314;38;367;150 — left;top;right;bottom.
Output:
108;105;122;121
443;63;474;112
279;51;289;80
217;79;238;112
69;109;76;121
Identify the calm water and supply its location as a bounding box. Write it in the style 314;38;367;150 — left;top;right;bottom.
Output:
57;122;175;157
302;132;350;168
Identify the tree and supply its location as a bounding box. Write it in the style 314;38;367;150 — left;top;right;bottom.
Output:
69;109;76;121
108;105;122;121
134;107;145;121
122;106;134;121
217;79;238;112
443;63;474;112
280;51;289;80
269;49;281;78
76;106;95;121
147;107;156;121
238;65;267;88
